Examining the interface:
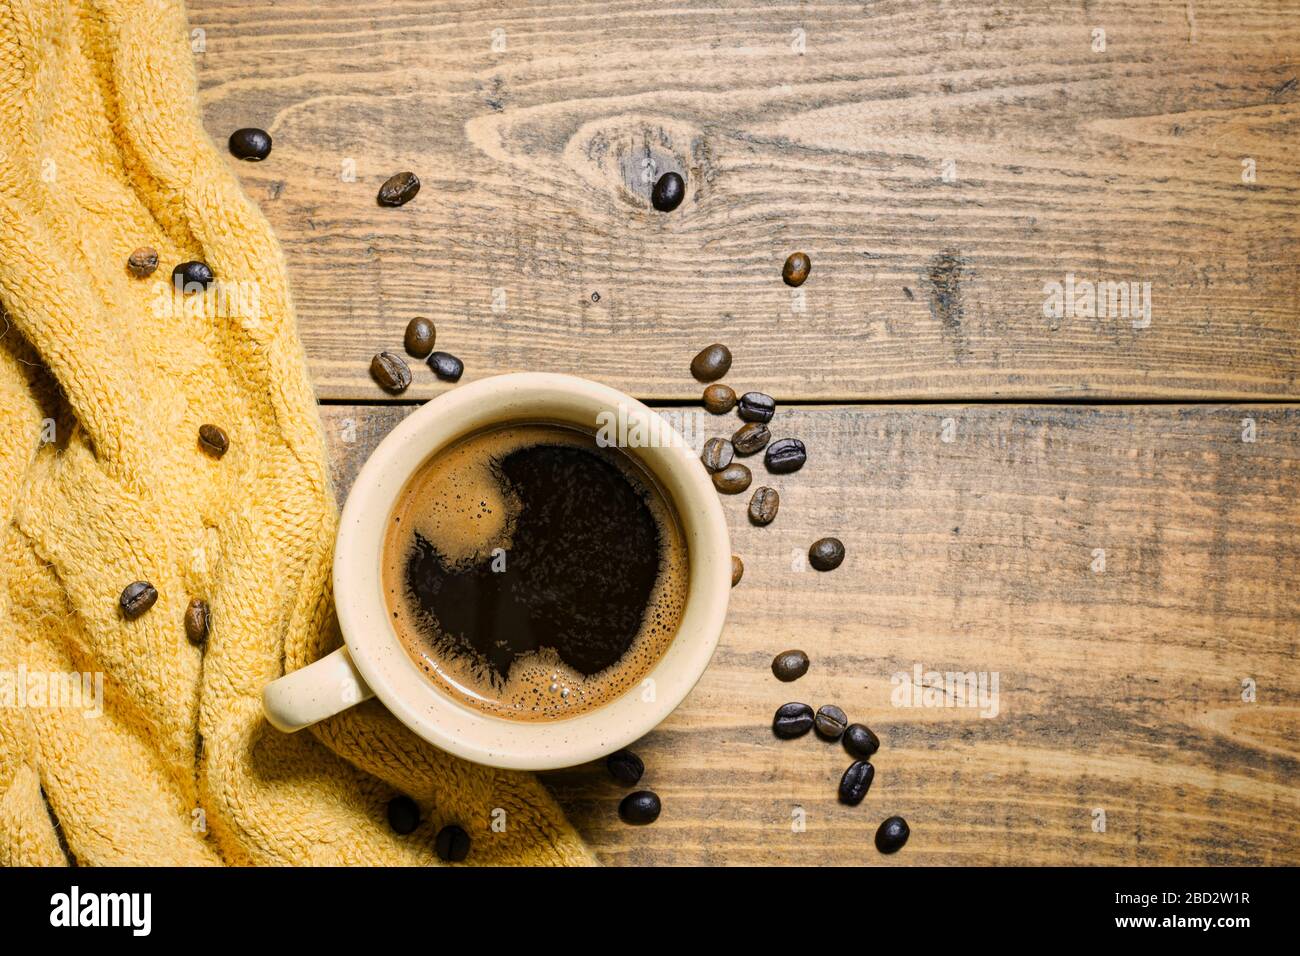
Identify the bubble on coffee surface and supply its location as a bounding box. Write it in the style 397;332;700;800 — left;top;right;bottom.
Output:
382;424;688;721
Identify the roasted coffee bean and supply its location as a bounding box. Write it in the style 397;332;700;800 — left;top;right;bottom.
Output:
378;171;421;207
619;790;662;825
773;702;815;739
700;437;734;472
815;704;849;741
184;599;210;645
119;581;158;620
771;649;809;682
843;723;880;759
748;486;779;525
370;351;412;393
731;555;744;587
690;344;732;382
126;246;158;278
703;383;736;414
839;760;875;805
606;749;644;786
875;815;910;853
404;316;436;358
712;462;751;494
434;824;471;861
228;127;272;161
809;536;845;571
737;391;775;423
172;260;214;291
198;424;229;458
765;438;806;474
427;351;464;382
650;172;685;212
732;422;770;456
783;251;811;287
386;795;420;835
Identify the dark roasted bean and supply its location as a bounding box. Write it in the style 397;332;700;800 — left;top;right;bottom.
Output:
184;599;210;645
619;790;662;825
839;760;875;805
809;537;845;571
650;172;685;212
731;422;770;456
434;824;470;861
606;750;644;786
386;795;420;835
119;581;158;620
702;383;736;414
198;424;229;458
404;316;436;358
875;815;909;853
228;127;272;161
783;252;811;287
843;723;880;759
814;704;848;741
127;247;158;278
765;438;806;473
172;260;214;291
690;344;732;382
771;649;809;682
370;351;412;393
427;351;464;382
378;171;421;207
700;437;733;472
737;391;776;423
773;702;815;739
731;555;744;587
748;486;779;525
712;462;751;494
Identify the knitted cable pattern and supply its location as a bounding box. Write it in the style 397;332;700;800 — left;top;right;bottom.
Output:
0;0;593;866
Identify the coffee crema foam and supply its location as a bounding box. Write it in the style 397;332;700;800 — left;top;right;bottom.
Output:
382;423;688;721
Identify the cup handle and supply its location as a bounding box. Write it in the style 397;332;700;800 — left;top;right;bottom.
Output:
262;646;376;732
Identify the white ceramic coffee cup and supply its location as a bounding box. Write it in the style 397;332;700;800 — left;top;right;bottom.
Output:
262;372;730;770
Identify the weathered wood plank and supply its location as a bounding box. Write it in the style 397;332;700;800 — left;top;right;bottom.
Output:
193;0;1300;401
320;401;1300;865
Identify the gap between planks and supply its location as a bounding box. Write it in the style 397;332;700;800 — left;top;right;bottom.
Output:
316;397;1300;408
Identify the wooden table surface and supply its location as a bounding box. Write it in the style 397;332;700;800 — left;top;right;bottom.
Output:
194;0;1299;864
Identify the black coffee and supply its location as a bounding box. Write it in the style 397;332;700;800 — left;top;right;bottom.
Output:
382;423;687;721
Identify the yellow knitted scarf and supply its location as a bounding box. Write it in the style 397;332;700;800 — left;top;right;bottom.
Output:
0;0;592;865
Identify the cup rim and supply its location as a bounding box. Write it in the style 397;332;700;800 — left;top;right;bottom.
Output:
333;372;730;770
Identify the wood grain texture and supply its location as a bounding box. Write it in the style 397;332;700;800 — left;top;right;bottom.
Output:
192;0;1300;402
320;402;1300;865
